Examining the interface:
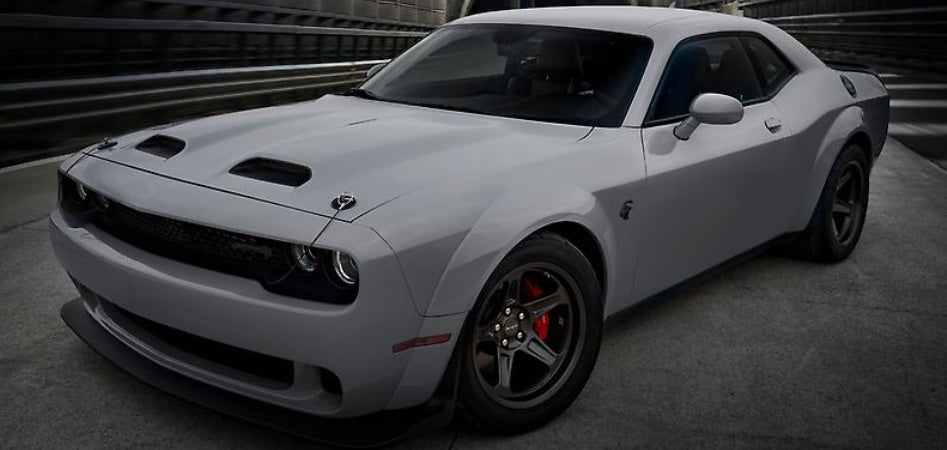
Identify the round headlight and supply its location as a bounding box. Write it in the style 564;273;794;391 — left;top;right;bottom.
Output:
76;182;89;201
332;251;358;285
291;245;318;272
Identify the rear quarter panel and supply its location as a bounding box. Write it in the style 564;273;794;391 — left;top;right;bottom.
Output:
774;68;889;231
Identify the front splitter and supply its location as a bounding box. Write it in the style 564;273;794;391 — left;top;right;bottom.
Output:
60;298;455;448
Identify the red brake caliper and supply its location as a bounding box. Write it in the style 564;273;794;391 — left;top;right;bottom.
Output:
524;276;550;340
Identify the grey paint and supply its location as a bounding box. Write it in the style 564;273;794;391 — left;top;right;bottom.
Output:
51;6;889;418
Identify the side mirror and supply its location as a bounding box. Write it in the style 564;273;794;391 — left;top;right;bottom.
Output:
673;93;744;140
366;63;386;80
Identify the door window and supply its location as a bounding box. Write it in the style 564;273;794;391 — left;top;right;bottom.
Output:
742;36;794;95
648;36;764;123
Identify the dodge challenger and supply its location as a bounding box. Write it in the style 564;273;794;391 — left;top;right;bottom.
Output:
52;6;889;446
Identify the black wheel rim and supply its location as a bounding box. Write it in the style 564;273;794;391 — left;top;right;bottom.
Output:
471;263;586;409
831;161;866;246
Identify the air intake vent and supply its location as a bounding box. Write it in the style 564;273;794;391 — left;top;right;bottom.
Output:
135;135;186;158
229;158;311;187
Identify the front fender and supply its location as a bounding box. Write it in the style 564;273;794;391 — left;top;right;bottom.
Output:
368;181;619;411
424;182;617;317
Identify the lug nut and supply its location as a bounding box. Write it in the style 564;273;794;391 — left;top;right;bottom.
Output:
501;338;509;347
504;307;512;316
518;312;526;320
494;323;502;332
516;331;525;341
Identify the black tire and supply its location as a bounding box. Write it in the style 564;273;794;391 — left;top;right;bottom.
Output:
795;144;870;262
458;231;602;434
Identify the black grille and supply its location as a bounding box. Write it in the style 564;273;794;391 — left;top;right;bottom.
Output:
94;201;292;279
101;297;295;388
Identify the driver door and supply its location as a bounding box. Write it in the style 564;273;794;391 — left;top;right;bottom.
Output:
632;35;801;301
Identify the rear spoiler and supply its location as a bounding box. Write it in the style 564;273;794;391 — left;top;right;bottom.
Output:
822;59;880;77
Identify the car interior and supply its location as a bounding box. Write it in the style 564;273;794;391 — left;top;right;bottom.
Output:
371;26;651;127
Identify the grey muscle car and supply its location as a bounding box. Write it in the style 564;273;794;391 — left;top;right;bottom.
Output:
52;6;889;445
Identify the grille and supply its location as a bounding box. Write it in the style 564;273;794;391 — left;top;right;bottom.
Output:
92;201;292;280
99;296;295;388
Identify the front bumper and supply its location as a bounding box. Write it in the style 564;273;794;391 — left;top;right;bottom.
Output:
49;165;466;423
60;298;455;447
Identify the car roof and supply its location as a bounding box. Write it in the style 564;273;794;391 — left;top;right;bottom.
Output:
451;6;761;38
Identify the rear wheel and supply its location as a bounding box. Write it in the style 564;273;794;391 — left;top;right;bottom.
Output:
458;232;602;434
795;144;870;262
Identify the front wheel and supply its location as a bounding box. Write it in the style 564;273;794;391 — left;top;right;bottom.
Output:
458;232;602;434
795;143;870;262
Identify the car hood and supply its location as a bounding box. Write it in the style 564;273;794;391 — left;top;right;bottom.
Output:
92;95;592;221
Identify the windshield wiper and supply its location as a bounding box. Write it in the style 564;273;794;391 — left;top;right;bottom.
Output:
340;87;384;101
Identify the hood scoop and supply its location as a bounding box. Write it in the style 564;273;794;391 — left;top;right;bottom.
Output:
135;134;186;158
229;157;311;187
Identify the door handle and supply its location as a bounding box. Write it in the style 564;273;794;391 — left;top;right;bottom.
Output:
765;117;782;133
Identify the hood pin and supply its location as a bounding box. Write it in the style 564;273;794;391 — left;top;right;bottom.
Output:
96;137;117;150
331;192;357;211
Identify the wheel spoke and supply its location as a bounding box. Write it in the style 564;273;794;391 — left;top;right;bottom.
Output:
496;349;514;390
522;336;558;367
833;199;853;216
523;286;568;317
836;171;852;192
505;271;522;303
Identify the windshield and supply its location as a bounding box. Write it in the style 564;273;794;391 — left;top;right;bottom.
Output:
358;24;653;127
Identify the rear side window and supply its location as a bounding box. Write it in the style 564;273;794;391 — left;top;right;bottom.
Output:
648;36;763;123
742;36;793;95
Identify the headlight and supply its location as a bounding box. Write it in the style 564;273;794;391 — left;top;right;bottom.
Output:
76;182;89;201
291;244;319;272
332;251;358;285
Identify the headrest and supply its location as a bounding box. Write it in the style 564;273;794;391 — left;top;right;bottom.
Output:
531;39;584;80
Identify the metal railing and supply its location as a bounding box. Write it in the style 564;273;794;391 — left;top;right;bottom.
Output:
121;0;442;31
0;13;427;82
757;4;947;75
677;1;947;76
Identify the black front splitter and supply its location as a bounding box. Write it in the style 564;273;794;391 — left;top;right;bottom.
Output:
60;298;456;448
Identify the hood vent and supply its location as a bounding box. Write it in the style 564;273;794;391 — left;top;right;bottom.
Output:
135;134;186;158
229;158;311;187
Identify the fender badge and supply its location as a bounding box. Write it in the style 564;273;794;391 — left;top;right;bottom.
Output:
619;200;635;220
331;192;357;211
96;137;117;150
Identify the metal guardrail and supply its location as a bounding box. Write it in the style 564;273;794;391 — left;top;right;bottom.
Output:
758;5;947;76
124;0;440;31
0;13;427;82
0;60;383;167
679;1;947;76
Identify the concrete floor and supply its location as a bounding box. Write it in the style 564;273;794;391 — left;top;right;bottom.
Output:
1;138;946;449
